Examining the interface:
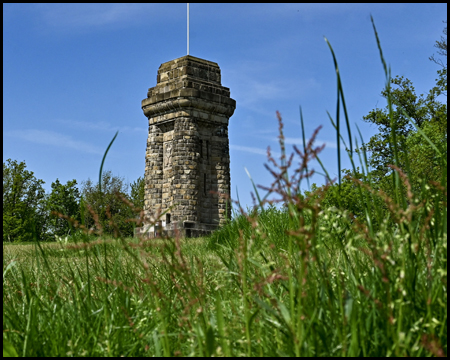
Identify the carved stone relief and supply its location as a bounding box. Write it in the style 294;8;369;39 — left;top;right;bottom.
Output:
163;141;173;169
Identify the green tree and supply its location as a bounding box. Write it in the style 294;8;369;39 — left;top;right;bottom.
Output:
45;179;81;237
362;21;447;196
130;176;145;209
3;159;47;242
81;170;134;237
429;20;447;96
363;76;446;183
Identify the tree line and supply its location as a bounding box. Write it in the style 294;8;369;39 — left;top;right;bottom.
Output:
3;164;145;242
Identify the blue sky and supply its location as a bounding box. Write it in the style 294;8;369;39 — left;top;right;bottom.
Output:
3;3;447;210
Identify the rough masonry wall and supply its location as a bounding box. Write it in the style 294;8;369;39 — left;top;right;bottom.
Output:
171;117;199;223
144;125;163;220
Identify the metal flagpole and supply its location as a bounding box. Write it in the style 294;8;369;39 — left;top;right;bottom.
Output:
187;3;189;55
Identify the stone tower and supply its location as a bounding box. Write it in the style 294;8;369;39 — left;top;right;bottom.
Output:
139;55;236;237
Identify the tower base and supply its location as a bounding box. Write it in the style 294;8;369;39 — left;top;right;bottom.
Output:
134;221;219;239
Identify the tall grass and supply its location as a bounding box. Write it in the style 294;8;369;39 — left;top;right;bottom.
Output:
3;19;447;356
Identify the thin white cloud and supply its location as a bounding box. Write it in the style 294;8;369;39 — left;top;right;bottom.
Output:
56;119;143;133
257;134;338;150
35;3;162;31
283;137;338;149
193;4;378;26
227;61;320;114
255;128;278;135
6;129;103;155
30;3;399;34
230;144;281;158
